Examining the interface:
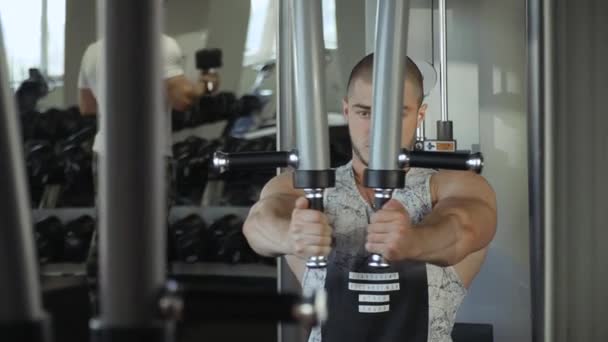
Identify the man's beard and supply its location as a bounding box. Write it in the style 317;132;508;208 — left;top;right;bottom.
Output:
351;135;416;167
351;139;369;166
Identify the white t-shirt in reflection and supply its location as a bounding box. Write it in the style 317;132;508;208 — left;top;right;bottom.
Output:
78;34;184;156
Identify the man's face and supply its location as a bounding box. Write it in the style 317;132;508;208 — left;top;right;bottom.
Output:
343;78;427;166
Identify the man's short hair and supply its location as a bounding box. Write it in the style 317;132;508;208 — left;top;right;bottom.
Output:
346;53;424;106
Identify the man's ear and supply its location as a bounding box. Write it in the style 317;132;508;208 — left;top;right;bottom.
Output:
417;103;428;128
342;97;350;122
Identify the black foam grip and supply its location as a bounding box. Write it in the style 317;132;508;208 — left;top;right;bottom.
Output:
408;151;480;171
226;151;291;170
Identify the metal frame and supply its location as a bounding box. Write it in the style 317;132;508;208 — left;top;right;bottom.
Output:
292;1;331;172
438;0;448;123
276;1;307;341
368;0;410;171
91;0;168;339
527;0;554;341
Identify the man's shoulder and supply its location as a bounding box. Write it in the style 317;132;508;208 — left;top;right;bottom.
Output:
161;34;181;53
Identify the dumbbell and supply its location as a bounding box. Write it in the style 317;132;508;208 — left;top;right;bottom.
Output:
206;214;258;264
34;216;64;264
56;107;83;139
56;144;95;207
195;48;222;94
24;140;61;186
63;215;95;263
195;91;240;125
173;137;212;205
168;214;208;263
33;108;61;141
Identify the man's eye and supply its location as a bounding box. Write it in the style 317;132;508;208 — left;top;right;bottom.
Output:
359;111;370;118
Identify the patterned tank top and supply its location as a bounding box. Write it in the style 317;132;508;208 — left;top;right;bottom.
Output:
302;162;467;342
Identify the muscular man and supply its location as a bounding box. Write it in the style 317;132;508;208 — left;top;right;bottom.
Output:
243;53;497;342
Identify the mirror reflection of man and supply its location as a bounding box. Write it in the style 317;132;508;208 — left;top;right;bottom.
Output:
78;34;203;203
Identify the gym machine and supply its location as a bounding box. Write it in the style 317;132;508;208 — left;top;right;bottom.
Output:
213;1;483;268
214;0;483;271
415;0;458;152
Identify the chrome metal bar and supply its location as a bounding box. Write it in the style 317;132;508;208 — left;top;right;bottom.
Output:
368;0;410;171
96;0;166;328
278;0;296;154
527;0;553;341
366;0;410;268
292;0;330;172
438;0;448;122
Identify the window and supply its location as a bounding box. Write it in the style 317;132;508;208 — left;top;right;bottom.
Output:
322;0;338;49
243;0;338;66
0;0;66;87
244;0;272;59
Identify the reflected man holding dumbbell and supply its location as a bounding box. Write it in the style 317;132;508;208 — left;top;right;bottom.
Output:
78;34;203;204
243;54;497;341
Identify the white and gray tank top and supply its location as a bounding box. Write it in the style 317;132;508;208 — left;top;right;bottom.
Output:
302;162;467;342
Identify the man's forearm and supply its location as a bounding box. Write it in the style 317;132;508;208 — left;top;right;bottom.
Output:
413;197;496;266
243;197;295;257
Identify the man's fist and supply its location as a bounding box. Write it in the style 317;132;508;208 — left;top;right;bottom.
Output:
288;197;333;259
365;199;420;261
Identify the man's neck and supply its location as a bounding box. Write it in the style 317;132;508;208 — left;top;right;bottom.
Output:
351;156;367;184
351;157;376;205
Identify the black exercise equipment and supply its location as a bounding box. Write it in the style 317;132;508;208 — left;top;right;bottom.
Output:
34;216;64;264
15;68;49;114
195;48;222;95
168;214;208;263
63;215;95;263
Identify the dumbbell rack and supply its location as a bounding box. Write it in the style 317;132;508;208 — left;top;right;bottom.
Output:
34;206;277;280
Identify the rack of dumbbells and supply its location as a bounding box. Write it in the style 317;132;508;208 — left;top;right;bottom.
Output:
17;68;279;291
16;44;352;342
19;86;283;342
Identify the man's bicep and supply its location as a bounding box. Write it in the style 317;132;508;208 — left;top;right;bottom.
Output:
431;170;496;210
166;75;199;111
78;88;98;115
259;171;303;200
251;172;304;220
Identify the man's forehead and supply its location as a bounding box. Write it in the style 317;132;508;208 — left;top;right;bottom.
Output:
349;78;419;100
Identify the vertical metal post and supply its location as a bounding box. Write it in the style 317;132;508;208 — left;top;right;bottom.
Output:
436;0;453;141
527;0;554;341
292;0;335;269
91;0;169;340
292;0;330;172
0;19;49;342
364;0;410;268
277;0;297;153
277;1;306;342
416;120;426;149
368;0;410;170
438;0;448;123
